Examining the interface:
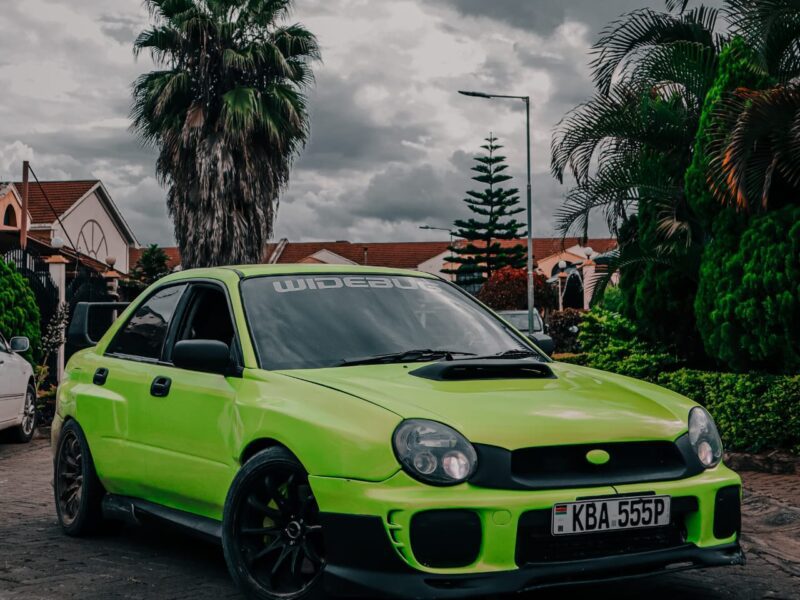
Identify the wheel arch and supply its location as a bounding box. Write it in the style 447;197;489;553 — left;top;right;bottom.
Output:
239;437;302;466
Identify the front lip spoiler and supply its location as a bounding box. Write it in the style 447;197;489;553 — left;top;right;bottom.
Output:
324;542;745;599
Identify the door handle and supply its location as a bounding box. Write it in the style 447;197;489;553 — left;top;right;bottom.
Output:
150;376;172;398
93;368;109;386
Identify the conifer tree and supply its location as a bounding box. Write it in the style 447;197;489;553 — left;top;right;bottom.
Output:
444;134;527;288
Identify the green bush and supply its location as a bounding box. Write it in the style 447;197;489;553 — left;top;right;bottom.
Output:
656;370;800;453
0;258;41;361
546;308;584;353
598;285;624;313
576;308;681;379
696;205;800;373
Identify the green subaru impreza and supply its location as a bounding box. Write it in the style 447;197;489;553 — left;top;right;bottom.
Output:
52;265;743;599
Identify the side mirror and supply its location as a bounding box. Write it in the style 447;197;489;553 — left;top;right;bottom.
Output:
173;340;231;375
9;336;30;353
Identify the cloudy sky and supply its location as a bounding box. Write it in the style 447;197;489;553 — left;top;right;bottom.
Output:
1;0;664;246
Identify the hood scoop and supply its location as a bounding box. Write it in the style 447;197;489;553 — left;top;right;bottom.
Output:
410;359;556;381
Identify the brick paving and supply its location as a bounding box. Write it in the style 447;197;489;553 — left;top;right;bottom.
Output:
1;436;798;600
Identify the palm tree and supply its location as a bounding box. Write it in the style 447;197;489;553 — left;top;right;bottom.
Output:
705;0;800;210
550;1;723;355
132;0;320;268
551;2;721;247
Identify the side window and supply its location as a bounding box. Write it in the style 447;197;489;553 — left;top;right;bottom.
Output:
174;286;235;347
107;284;187;361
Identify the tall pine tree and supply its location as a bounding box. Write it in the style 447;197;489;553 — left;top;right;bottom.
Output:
444;134;527;288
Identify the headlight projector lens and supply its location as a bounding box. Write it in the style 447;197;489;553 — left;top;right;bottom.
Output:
393;420;477;485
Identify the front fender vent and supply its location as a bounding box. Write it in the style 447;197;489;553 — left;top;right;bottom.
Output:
410;359;555;381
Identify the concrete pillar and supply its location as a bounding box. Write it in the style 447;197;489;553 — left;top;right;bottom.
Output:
557;272;568;312
582;260;596;310
45;255;69;382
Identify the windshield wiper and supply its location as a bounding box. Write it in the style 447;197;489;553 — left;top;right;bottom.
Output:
338;349;476;367
463;348;543;361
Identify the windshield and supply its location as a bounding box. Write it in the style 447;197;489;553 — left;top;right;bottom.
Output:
502;312;543;333
241;274;538;370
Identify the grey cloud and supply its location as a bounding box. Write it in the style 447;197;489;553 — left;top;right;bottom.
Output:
99;14;144;45
297;74;428;172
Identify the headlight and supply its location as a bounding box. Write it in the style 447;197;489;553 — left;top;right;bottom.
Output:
688;407;723;468
393;419;477;486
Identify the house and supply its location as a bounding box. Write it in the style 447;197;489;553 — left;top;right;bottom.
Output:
145;237;617;281
0;180;138;273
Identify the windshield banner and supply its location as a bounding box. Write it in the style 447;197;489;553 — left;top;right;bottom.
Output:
273;276;440;293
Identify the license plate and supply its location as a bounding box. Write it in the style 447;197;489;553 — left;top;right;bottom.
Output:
551;495;671;535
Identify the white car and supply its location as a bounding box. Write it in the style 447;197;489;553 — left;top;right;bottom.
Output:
0;333;36;442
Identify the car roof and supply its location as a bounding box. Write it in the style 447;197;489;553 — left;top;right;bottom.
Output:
160;263;439;282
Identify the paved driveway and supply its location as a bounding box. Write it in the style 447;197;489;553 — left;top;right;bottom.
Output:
1;436;798;599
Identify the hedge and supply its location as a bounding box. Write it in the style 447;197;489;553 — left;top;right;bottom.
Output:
656;370;800;454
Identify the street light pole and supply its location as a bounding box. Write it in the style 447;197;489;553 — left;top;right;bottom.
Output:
459;90;536;334
524;96;535;334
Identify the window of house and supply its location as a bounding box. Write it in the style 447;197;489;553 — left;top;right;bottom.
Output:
106;284;187;361
3;205;17;227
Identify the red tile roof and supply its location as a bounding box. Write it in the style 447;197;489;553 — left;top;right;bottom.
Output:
462;237;618;259
135;238;617;271
13;180;98;224
264;241;453;268
128;246;183;271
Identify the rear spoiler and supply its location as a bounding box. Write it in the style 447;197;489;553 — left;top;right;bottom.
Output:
67;302;130;350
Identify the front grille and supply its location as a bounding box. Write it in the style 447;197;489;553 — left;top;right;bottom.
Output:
471;435;704;490
515;496;697;566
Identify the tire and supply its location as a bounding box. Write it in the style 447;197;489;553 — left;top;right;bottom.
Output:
222;447;325;600
9;384;37;443
54;420;105;536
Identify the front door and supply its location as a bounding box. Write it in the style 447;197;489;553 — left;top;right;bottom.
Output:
87;283;188;496
128;282;242;520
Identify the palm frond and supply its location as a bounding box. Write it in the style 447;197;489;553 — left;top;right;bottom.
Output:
591;6;718;95
706;83;800;209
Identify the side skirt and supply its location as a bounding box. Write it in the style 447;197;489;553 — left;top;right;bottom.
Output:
102;494;222;542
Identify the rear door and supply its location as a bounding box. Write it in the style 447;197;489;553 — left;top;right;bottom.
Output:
127;281;242;519
85;283;188;496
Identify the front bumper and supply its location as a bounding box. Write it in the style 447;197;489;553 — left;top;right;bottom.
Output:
310;465;743;598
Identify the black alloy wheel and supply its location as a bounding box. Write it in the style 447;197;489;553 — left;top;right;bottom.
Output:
223;447;325;600
56;429;84;526
54;420;104;535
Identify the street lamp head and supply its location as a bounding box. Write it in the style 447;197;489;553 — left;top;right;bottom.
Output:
458;90;492;99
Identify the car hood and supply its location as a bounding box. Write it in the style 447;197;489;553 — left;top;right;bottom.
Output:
278;361;694;449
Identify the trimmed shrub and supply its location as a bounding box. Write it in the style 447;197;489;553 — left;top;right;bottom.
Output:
696;205;800;373
656;370;800;453
576;308;681;378
0;257;41;360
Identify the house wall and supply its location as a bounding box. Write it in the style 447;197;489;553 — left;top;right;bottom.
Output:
417;250;454;280
0;189;21;231
53;191;130;273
